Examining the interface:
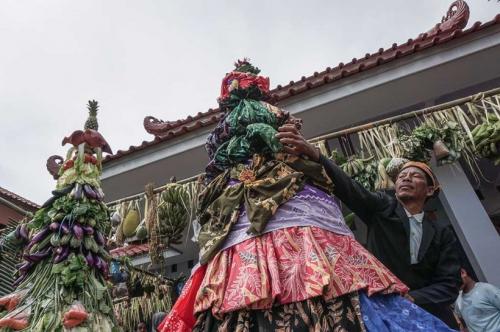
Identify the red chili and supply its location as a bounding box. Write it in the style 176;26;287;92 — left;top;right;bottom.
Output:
63;160;74;170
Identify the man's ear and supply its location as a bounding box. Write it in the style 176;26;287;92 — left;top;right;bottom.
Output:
426;185;437;198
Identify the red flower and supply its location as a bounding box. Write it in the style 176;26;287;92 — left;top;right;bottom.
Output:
219;72;270;101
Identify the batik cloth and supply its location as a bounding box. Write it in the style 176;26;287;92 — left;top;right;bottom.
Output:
195;226;407;316
197;153;334;264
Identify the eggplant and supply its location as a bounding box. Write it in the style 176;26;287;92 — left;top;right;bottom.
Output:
49;222;60;232
60;222;70;234
83;184;97;199
101;260;109;277
31;228;49;242
19;224;29;240
94;231;105;246
23;248;52;263
27;228;49;250
96;188;105;200
74;183;83;200
55;246;64;255
94;255;103;270
53;246;70;264
82;226;94;235
18;261;33;273
51;185;74;197
14;225;21;239
85;251;95;266
73;224;84;240
19;224;29;241
70;186;76;199
41;196;58;209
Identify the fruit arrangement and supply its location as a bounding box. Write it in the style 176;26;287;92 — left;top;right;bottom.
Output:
158;183;189;246
340;157;366;177
336;156;378;191
0;103;118;331
472;114;500;165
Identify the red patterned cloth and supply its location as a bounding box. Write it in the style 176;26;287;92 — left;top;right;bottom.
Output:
158;265;207;332
195;226;408;317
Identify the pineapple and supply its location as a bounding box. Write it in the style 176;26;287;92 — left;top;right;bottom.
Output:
84;99;99;130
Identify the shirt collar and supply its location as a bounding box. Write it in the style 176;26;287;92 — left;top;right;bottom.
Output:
404;209;424;223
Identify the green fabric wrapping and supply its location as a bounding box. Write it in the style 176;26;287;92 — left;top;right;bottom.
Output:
225;123;283;164
246;123;283;153
212;99;283;170
227;99;277;134
197;154;334;264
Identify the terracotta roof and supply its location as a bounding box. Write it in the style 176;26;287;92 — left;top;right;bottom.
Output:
110;243;150;258
0;186;40;212
103;2;500;164
104;109;224;163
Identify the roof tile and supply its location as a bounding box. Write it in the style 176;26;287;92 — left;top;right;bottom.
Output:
103;1;499;164
0;186;39;211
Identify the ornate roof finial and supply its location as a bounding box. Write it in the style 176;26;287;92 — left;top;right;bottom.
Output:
424;0;470;38
144;116;175;137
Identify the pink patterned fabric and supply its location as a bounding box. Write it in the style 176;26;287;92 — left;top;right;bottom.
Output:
195;226;408;317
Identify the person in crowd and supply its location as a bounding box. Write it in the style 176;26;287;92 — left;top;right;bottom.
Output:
276;122;462;329
159;61;456;331
151;312;166;332
454;267;500;332
136;322;147;332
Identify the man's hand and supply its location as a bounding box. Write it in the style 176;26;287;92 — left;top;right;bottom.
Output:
276;123;320;162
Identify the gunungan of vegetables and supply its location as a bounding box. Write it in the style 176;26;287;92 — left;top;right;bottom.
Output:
0;101;120;332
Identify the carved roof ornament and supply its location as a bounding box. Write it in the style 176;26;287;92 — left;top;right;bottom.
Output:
144;116;176;137
425;0;470;38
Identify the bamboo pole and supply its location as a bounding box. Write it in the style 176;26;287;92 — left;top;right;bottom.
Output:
106;87;500;207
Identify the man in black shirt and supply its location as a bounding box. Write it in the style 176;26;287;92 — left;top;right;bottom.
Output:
277;123;461;329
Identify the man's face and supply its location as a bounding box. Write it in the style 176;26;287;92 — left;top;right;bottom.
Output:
459;268;468;289
395;167;435;202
